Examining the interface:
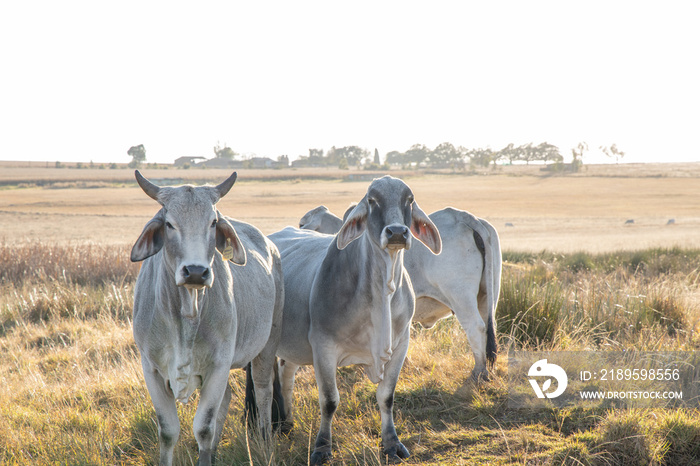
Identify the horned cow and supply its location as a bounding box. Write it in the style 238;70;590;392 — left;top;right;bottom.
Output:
301;203;501;380
130;171;284;465
267;176;441;464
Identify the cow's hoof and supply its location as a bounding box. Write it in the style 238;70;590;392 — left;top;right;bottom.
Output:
383;442;410;462
275;420;293;436
310;450;332;465
470;368;490;383
196;450;212;466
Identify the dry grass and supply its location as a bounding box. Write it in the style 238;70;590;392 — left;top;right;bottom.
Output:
1;243;699;464
1;164;700;464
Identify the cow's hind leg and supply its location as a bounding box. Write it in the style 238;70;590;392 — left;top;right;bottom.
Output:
377;330;410;462
251;349;276;438
454;295;489;381
246;359;290;434
278;359;299;431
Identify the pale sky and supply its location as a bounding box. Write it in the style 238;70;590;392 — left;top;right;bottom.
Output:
1;1;698;165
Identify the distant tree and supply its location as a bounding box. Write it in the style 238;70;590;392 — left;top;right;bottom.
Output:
453;146;470;170
428;142;457;165
127;144;146;168
350;146;370;166
213;143;238;160
600;143;625;164
469;148;495;167
496;143;518;165
324;147;340;166
308;148;324;166
571;142;588;171
404;144;430;166
520;143;542;164
334;146;369;166
364;148;388;170
537;142;563;163
385;150;405;165
429;142;466;170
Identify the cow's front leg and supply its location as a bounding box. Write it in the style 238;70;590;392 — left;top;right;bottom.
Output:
141;360;180;466
310;348;339;465
213;383;232;458
193;368;231;466
376;330;410;462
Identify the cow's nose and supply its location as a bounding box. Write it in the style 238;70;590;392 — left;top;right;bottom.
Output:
182;265;210;285
384;225;409;245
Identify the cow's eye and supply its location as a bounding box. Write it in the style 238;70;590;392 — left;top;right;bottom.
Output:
165;222;174;230
211;220;217;228
407;196;414;204
368;198;377;207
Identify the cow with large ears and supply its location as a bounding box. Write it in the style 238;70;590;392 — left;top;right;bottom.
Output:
130;170;284;465
297;203;502;382
263;175;441;464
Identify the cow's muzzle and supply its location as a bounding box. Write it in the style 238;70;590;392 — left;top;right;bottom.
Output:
181;265;211;288
383;224;410;249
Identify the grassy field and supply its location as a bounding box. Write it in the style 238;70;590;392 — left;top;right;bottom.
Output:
1;163;699;465
2;163;700;252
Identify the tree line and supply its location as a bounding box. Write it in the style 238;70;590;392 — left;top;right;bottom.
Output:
126;141;624;169
296;142;567;169
386;142;565;169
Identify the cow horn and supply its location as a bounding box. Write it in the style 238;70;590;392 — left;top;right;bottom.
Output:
134;170;161;203
215;172;238;200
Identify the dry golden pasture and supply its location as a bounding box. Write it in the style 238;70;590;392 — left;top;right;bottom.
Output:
2;163;700;465
2;164;700;252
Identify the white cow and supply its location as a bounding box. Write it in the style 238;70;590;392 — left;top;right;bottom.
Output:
268;176;441;464
301;204;501;380
130;171;284;465
298;205;343;234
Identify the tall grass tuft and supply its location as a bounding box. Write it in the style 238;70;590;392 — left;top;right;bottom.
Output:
591;409;658;465
656;410;700;465
500;248;699;351
497;274;564;346
0;242;139;287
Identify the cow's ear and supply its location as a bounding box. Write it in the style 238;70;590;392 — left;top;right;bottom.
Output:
336;199;368;250
410;202;442;255
216;217;247;266
131;213;165;262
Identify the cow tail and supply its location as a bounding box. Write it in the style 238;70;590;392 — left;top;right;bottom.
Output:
486;307;497;368
473;220;499;368
482;219;501;368
243;363;258;429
